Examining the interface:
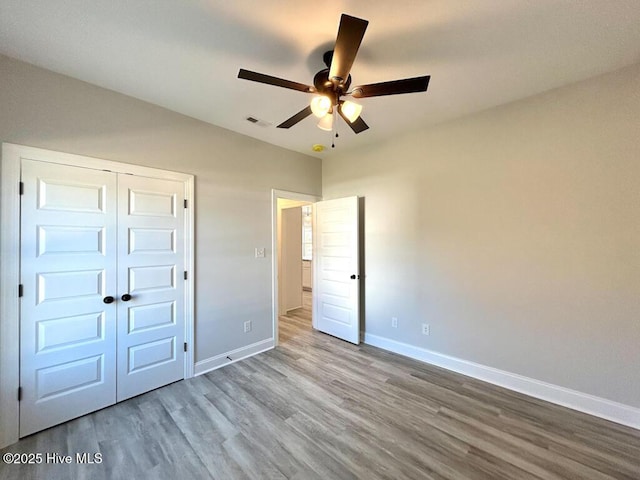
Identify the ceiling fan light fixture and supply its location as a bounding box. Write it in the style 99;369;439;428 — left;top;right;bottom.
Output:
317;112;334;131
239;14;429;137
310;95;332;118
341;101;363;123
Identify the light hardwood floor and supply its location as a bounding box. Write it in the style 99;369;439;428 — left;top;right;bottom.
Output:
1;300;639;479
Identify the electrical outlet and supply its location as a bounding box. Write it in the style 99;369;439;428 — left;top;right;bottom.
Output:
244;320;252;333
255;247;265;258
422;323;430;335
391;317;398;328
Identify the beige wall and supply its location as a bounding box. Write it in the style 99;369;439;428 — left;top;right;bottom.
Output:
0;54;322;362
323;62;640;408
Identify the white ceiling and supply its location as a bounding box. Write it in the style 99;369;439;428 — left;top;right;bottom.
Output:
1;1;639;158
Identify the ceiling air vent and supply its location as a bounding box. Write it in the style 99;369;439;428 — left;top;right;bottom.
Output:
246;116;272;128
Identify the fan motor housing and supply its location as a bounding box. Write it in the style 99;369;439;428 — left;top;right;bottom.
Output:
313;69;351;101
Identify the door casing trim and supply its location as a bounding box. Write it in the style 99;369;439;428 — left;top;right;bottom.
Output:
0;143;195;448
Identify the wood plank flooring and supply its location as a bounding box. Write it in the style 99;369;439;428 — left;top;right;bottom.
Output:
2;302;639;479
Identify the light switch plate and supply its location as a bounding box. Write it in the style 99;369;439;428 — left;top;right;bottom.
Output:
255;247;265;258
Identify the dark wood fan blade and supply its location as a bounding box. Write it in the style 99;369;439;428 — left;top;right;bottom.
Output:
329;14;368;85
351;76;430;98
238;69;314;93
277;106;313;129
338;108;369;134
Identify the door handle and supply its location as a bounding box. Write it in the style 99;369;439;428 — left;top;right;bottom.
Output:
103;296;115;304
350;274;360;280
121;294;133;302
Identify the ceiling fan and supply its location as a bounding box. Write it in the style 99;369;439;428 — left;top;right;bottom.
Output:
238;14;430;135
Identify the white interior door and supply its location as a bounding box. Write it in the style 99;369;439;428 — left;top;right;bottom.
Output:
116;175;185;401
19;160;118;436
313;196;360;344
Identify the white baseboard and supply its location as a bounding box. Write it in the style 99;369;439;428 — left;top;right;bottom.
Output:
194;338;274;376
364;333;640;430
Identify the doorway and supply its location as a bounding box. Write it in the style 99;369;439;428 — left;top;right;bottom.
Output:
272;190;362;347
280;203;313;341
271;190;319;345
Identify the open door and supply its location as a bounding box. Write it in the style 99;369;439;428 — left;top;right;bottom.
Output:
313;196;360;344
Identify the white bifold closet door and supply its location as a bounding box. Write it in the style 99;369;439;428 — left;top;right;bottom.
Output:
19;159;185;437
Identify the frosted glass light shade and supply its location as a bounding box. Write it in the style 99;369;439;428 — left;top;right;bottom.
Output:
317;113;333;131
310;96;332;118
341;101;362;122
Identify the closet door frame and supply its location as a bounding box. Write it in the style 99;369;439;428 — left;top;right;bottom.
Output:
0;143;195;449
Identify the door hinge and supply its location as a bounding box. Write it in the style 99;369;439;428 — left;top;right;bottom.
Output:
183;342;188;352
183;271;188;280
184;199;188;209
18;284;23;297
19;181;24;195
18;387;22;401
